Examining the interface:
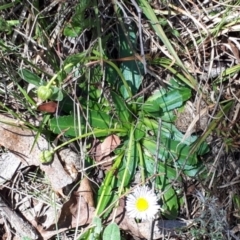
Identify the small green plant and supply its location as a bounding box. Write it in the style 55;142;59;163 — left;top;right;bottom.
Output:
18;3;209;236
20;50;208;221
0;17;19;34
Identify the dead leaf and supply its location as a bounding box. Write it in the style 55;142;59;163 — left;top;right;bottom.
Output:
100;134;121;158
78;177;94;207
90;135;120;162
228;38;240;63
0;114;73;191
89;135;120;170
37;101;58;113
45;189;95;233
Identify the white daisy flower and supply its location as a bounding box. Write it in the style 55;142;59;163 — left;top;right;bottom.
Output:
126;185;160;220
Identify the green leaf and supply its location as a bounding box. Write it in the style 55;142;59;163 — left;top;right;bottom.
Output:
64;52;87;66
50;115;83;137
142;137;198;166
19;69;42;86
117;139;137;187
49;110;113;137
51;87;64;101
161;183;179;219
0;0;21;11
89;110;114;129
93;217;103;236
64;24;81;37
117;24;144;98
158;88;191;112
142;99;162;117
96;154;123;216
146;88;191;112
196;141;209;155
144;155;181;181
182;163;205;177
97;176;117;216
143;118;199;145
134;122;145;141
110;91;131;124
103;223;121;240
160;110;175;122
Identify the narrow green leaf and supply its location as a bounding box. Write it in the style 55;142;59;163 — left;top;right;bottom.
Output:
0;0;21;10
142;99;162;117
96;177;117;216
96;154;123;215
103;223;121;240
110;91;131;123
117;24;144;98
134;122;145;141
117;139;137;187
161;183;179;219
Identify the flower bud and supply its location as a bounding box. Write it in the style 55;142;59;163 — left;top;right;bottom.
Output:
37;86;52;101
40;150;53;164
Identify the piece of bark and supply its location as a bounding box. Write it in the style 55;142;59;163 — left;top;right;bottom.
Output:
0;114;73;190
0;195;39;239
0;152;26;185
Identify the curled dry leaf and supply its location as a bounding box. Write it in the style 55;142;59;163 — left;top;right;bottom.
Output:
77;177;94;207
91;135;120;162
37;101;58;113
0;114;73;191
43;179;95;238
100;134;121;158
90;135;121;170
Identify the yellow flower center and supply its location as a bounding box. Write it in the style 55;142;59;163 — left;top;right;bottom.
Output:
136;197;149;212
